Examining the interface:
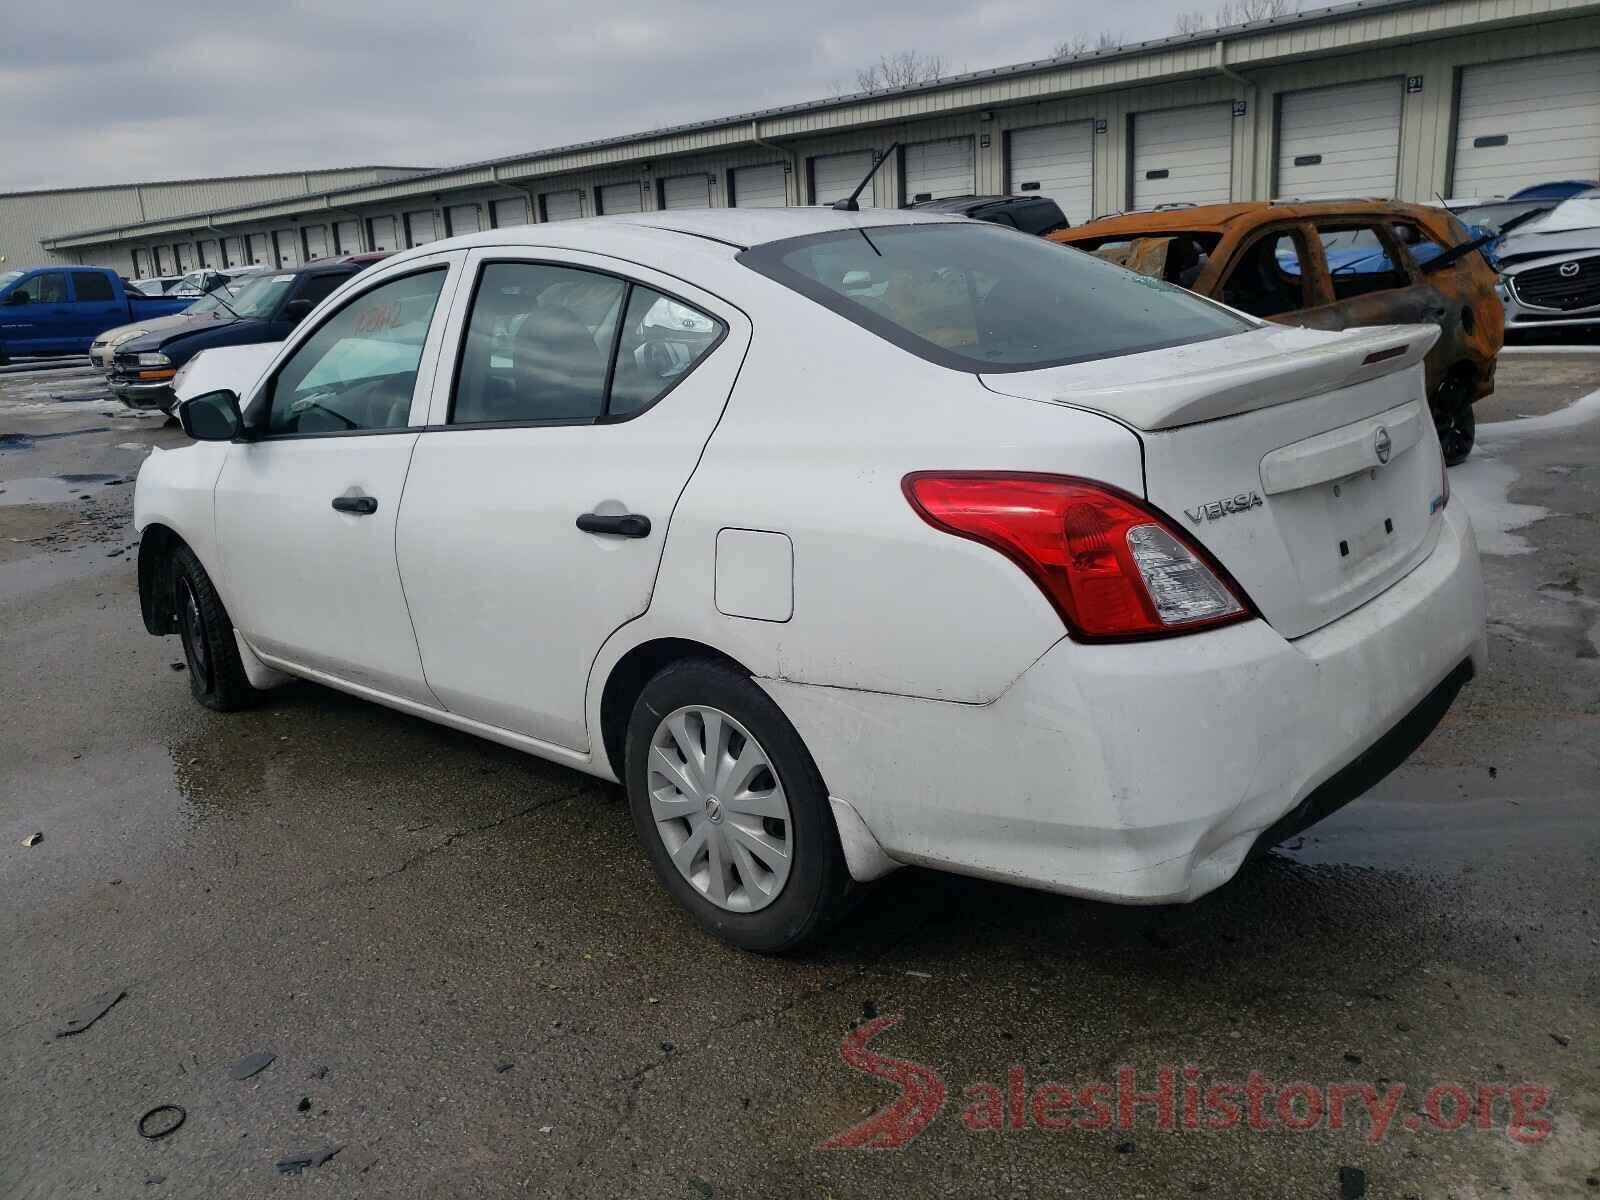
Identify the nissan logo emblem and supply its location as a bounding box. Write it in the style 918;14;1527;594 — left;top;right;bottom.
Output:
1560;261;1580;278
1374;426;1392;464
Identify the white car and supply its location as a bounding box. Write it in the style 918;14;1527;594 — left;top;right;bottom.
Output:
134;209;1486;951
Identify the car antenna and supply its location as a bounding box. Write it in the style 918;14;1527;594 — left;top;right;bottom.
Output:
833;143;899;212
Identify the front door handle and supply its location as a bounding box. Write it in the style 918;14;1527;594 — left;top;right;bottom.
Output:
331;494;378;515
576;512;651;538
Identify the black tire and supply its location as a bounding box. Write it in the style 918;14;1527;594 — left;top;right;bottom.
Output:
624;659;853;953
171;542;261;712
1436;398;1476;466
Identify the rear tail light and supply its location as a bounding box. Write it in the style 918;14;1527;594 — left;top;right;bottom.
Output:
903;472;1253;641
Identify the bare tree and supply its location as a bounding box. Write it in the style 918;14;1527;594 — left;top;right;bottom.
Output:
1174;0;1298;34
851;51;947;93
1053;31;1124;57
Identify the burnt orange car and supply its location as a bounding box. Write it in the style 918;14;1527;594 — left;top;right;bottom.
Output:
1050;201;1504;463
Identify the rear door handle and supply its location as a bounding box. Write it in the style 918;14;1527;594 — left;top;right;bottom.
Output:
331;494;378;515
576;512;651;538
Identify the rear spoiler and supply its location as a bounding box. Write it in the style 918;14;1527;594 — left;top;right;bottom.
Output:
1036;325;1439;432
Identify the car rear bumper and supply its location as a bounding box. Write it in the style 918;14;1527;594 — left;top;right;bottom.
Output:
763;503;1487;902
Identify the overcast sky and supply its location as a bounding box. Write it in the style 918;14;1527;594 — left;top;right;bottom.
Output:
2;0;1209;191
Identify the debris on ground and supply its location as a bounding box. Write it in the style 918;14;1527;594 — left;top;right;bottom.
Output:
228;1050;276;1080
169;662;186;672
22;831;42;847
494;1059;515;1073
1339;1166;1368;1199
55;989;125;1037
1550;1032;1571;1047
275;1144;341;1176
136;1105;186;1141
296;1097;311;1112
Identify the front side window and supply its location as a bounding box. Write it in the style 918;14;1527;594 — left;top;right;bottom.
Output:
739;223;1248;372
265;268;447;436
25;273;68;304
451;263;724;425
72;272;115;302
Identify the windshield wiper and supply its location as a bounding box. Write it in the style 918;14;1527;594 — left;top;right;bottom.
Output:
1421;204;1551;274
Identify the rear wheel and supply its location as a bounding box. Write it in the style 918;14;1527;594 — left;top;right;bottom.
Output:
171;543;260;711
1435;398;1475;466
624;659;852;953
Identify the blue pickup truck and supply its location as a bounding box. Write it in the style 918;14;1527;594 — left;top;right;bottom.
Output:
0;266;193;363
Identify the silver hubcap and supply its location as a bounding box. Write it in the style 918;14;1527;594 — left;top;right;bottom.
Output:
647;705;793;913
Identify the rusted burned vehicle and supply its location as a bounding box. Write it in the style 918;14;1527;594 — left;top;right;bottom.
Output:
1051;201;1504;464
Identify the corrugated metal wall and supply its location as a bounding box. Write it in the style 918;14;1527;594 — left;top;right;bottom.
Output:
0;167;427;272
34;0;1600;270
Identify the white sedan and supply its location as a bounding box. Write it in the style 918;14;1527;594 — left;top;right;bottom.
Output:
134;208;1486;951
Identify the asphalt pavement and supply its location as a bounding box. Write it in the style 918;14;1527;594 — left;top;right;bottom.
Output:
2;352;1596;1198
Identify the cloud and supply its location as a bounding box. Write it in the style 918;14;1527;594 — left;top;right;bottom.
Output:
1;0;1200;190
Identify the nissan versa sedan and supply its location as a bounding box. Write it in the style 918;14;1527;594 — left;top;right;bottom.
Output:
134;209;1486;951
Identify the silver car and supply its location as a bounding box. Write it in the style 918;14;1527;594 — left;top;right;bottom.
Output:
1493;194;1600;332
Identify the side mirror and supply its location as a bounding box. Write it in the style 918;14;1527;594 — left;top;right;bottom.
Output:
282;298;314;323
179;389;243;441
5;291;30;305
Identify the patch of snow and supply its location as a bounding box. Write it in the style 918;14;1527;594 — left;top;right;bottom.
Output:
1449;453;1547;556
1477;387;1600;443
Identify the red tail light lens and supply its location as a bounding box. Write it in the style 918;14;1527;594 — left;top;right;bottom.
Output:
903;472;1254;641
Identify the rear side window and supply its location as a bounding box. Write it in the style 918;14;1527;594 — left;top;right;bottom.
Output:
294;272;351;309
72;272;115;302
451;263;724;425
1317;224;1408;298
738;223;1248;372
1219;230;1309;319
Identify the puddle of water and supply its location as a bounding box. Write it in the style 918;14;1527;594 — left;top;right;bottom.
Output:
0;427;112;453
0;474;120;506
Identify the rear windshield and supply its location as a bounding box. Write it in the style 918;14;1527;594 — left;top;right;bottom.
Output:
738;223;1250;372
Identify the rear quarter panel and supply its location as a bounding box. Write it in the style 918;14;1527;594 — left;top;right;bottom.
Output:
626;283;1146;704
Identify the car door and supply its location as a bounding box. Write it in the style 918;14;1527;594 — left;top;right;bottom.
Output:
1;271;72;353
68;271;124;346
1292;218;1456;336
213;253;463;703
396;248;747;751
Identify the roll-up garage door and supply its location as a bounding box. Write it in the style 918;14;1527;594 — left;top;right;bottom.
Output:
447;204;482;236
660;175;711;209
405;210;439;246
175;244;195;271
1006;122;1094;223
599;183;643;215
490;197;530;228
132;250;149;278
901;137;975;203
302;225;330;261
1275;78;1403;200
332;221;359;254
1451;51;1600;198
541;191;583;222
222;237;245;267
274;231;301;267
811;151;875;206
244;234;270;265
731;163;787;207
1132;104;1233;208
367;217;399;252
197;239;219;267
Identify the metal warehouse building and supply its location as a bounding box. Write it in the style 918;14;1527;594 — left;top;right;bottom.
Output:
23;0;1600;275
0;167;430;273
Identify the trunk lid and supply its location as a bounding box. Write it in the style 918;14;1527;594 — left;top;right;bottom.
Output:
982;324;1449;639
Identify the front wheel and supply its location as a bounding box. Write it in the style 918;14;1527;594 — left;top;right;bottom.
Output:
171;543;261;711
1435;397;1476;466
624;660;853;953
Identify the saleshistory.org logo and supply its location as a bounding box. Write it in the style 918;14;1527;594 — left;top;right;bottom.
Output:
818;1016;1555;1149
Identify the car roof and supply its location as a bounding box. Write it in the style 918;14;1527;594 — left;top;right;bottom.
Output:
378;206;967;262
1058;199;1446;238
